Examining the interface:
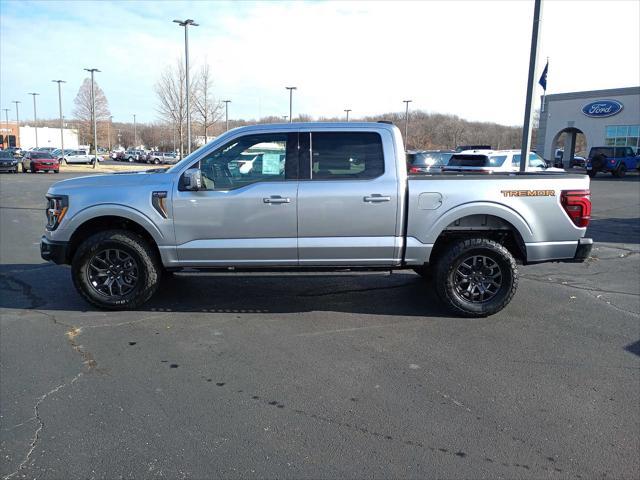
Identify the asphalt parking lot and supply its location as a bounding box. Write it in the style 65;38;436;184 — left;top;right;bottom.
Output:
1;171;638;479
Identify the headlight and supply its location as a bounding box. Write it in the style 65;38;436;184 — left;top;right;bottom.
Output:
46;195;68;231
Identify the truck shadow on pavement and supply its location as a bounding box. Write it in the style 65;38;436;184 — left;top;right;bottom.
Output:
0;264;453;318
587;218;640;244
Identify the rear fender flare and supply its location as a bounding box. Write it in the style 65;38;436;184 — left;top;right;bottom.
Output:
425;202;534;245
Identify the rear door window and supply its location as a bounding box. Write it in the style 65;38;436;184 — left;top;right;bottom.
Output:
309;132;384;180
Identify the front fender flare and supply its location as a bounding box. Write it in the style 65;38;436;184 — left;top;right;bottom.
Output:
62;204;165;244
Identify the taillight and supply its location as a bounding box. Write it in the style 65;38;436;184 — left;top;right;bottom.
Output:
561;190;591;228
409;166;420;173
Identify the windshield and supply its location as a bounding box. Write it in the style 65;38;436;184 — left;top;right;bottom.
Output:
32;152;54;159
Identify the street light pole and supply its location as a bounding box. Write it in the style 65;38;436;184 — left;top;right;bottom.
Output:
403;100;412;147
84;68;100;169
2;109;9;148
11;101;20;147
108;115;112;151
173;19;199;155
285;86;296;123
133;114;137;148
223;100;231;131
52;80;66;158
28;93;39;148
344;109;352;122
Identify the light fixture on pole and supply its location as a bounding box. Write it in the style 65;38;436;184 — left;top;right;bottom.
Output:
285;86;296;123
28;93;40;148
403;100;412;146
173;18;199;155
52;80;66;159
223;100;231;131
84;68;100;169
344;109;352;122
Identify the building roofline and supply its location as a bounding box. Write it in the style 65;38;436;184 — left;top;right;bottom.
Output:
546;86;640;102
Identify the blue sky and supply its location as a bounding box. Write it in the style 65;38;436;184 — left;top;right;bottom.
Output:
1;0;638;126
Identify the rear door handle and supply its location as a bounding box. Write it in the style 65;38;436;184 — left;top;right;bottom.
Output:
263;195;291;204
363;194;391;203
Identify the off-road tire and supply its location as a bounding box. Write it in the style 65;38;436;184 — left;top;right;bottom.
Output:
614;163;627;178
72;230;162;310
434;237;518;317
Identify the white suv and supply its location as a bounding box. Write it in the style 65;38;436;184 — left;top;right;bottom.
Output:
444;150;563;173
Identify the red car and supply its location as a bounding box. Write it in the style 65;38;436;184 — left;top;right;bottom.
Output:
22;151;60;173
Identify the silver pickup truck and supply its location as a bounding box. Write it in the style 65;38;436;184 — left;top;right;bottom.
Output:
40;122;592;317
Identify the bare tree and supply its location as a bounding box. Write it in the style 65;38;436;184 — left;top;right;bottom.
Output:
73;78;111;148
193;64;223;144
155;60;187;156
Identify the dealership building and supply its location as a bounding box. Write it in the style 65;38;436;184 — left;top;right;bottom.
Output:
536;86;640;166
0;123;79;150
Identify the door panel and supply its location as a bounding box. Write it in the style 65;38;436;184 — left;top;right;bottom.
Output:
173;132;299;266
297;131;399;265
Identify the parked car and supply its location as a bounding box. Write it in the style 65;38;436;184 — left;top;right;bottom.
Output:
51;148;75;161
407;150;454;174
0;150;19;173
443;150;564;173
40;122;592;317
62;149;98;164
455;145;492;152
6;147;23;158
570;156;586;168
22;151;59;173
123;149;146;162
586;146;639;178
147;151;179;165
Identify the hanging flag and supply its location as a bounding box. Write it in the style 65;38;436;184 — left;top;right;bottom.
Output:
538;60;548;91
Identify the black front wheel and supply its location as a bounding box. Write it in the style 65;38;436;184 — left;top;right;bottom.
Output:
434;238;518;317
72;230;162;310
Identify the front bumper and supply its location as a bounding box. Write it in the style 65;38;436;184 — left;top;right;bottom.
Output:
40;236;70;264
33;163;59;172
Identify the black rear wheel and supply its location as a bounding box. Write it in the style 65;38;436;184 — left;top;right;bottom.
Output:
614;163;627;178
434;238;518;317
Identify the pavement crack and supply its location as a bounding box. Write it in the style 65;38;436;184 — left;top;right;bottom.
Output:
2;373;83;480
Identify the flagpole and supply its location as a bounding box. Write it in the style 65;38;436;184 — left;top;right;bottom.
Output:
519;0;543;173
541;57;549;113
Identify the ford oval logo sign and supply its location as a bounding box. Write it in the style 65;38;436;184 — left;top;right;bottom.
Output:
582;100;623;118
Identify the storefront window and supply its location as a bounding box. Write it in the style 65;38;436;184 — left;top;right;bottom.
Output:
605;124;640;148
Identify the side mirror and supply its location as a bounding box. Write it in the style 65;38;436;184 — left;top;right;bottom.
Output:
183;168;203;191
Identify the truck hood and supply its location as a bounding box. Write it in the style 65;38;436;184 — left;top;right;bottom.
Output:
48;171;173;195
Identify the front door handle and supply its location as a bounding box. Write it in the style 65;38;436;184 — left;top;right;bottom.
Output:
263;195;291;204
363;194;391;203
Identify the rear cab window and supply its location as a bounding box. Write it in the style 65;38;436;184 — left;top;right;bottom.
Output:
309;132;384;180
